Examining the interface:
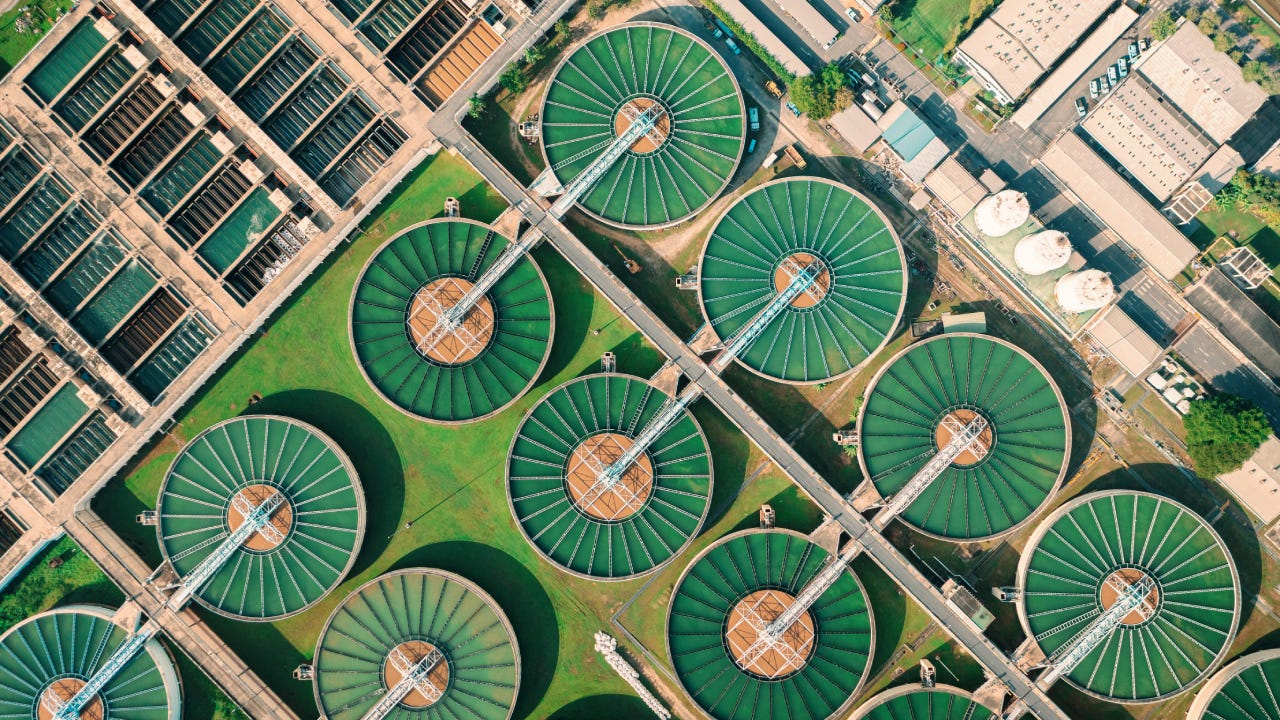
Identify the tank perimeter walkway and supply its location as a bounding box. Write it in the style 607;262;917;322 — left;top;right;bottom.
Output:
425;86;1072;720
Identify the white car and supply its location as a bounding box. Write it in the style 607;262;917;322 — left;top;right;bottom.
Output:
845;6;860;21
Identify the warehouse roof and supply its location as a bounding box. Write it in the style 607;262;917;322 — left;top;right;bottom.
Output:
829;104;882;154
1136;22;1267;144
1040;132;1197;280
1217;436;1280;523
1081;77;1217;201
879;102;948;182
955;0;1116;100
709;0;808;77
1089;305;1160;377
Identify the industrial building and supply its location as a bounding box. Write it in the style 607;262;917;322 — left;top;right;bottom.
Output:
877;102;949;183
1079;22;1266;216
954;0;1116;104
857;333;1070;541
1188;648;1280;720
667;529;873;720
697;177;906;383
1017;490;1240;702
155;415;365;620
538;23;745;228
312;568;521;720
351;219;553;423
0;604;184;720
507;372;712;579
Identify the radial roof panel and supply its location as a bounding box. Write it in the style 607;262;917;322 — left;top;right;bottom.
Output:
0;606;181;720
157;415;365;621
667;529;873;720
1019;490;1240;702
541;22;745;228
351;219;553;423
698;178;906;383
1189;649;1280;720
313;568;519;720
858;333;1069;540
507;373;712;579
851;684;996;720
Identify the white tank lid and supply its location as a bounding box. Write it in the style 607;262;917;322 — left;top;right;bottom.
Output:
1014;230;1072;275
975;190;1030;237
1055;269;1114;313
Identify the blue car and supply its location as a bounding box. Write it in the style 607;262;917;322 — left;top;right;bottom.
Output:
786;101;802;117
747;138;758;153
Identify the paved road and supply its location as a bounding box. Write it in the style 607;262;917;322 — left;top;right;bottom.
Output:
1176;325;1280;430
435;120;1071;719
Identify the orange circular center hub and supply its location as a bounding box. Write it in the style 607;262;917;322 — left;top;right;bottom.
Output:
383;641;449;708
935;409;993;467
38;679;104;720
227;484;293;551
406;278;495;365
725;589;816;678
565;433;654;521
613;97;671;154
772;253;831;308
1100;568;1160;626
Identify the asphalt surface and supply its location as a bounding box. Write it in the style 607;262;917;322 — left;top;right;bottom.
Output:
1176;325;1280;431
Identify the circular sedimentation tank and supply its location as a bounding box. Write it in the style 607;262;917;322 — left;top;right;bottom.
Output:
313;568;519;720
1188;649;1280;720
667;529;873;720
507;373;712;579
0;605;182;720
1019;490;1240;702
698;177;906;383
540;22;745;228
156;415;365;620
350;219;553;423
851;684;995;720
857;333;1069;540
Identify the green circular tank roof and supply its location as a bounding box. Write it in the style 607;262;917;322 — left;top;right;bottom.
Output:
852;685;995;720
313;568;520;720
157;415;365;621
507;373;712;579
667;529;873;720
858;333;1068;540
0;606;181;720
350;219;553;423
1019;490;1239;702
541;22;744;228
699;178;906;383
1189;649;1280;720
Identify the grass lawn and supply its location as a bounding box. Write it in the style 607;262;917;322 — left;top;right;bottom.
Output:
884;0;994;60
92;148;792;718
0;0;73;79
0;535;248;720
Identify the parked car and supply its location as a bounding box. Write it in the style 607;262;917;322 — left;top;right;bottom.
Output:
1107;65;1118;84
786;101;802;116
713;27;723;39
748;107;760;131
1089;78;1099;98
1128;42;1139;60
1118;57;1129;77
845;6;860;21
747;138;758;153
726;38;742;55
1075;97;1088;117
1100;75;1110;92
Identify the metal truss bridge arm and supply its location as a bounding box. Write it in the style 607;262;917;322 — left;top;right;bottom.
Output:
361;647;445;720
711;258;825;373
46;621;158;720
878;414;989;524
168;490;285;608
1037;575;1156;690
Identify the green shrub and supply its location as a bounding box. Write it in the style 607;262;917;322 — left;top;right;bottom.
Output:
1184;394;1272;477
789;63;850;120
699;0;797;83
1151;10;1177;40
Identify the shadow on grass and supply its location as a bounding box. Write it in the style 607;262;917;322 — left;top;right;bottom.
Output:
692;402;752;529
537;247;595;382
390;542;558;717
199;610;312;714
547;693;651;719
854;555;908;673
247;389;404;577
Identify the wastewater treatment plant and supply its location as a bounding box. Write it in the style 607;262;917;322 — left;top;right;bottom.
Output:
0;3;1270;720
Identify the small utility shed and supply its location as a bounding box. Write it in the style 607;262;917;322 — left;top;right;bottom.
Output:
1089;305;1162;378
829;104;881;154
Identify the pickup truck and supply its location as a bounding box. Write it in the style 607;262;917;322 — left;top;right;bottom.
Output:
748;107;760;131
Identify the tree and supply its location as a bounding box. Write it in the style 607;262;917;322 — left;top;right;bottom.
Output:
498;62;528;94
466;94;486;119
1243;59;1268;82
1214;31;1235;54
1198;13;1221;33
789;63;848;120
1184;394;1272;477
523;44;545;66
1151;10;1177;40
1184;6;1202;23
